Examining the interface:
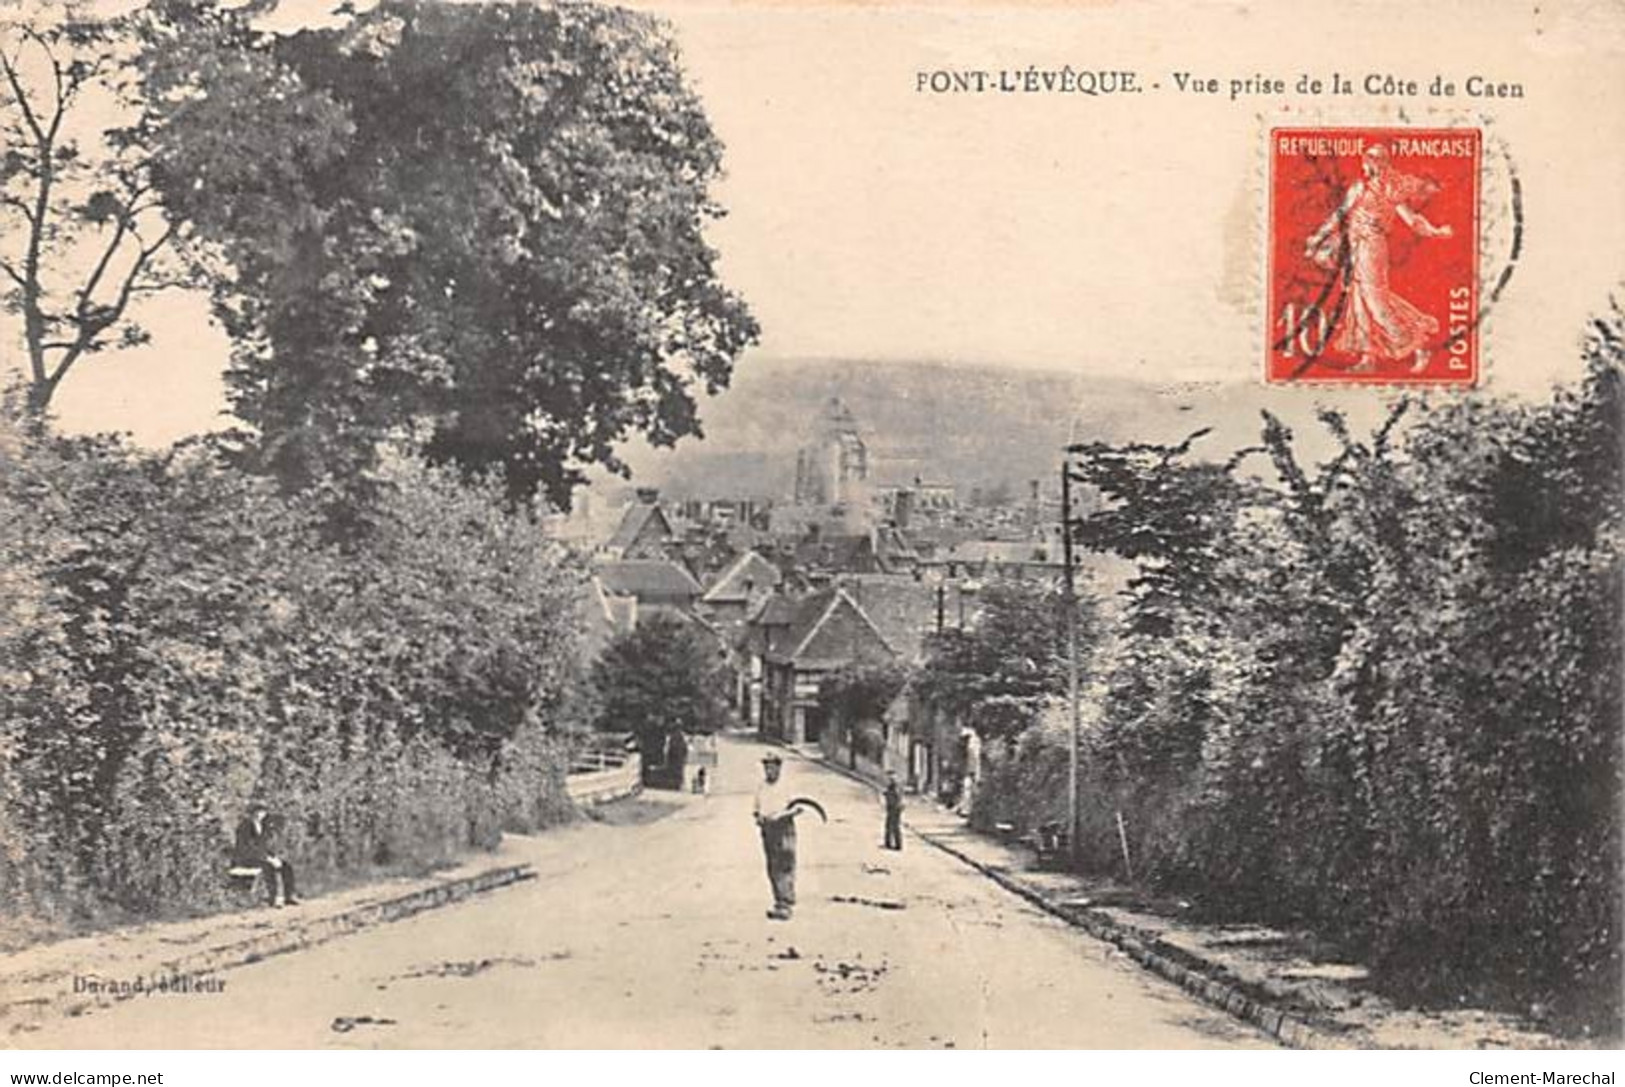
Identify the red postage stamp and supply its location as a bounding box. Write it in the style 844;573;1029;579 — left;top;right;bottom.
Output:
1267;127;1481;385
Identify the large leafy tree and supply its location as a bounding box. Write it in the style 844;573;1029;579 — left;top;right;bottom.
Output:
141;0;757;507
917;579;1098;740
591;613;724;756
1064;428;1258;638
1061;430;1264;775
819;660;910;765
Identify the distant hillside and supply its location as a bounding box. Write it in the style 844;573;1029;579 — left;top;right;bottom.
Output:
610;357;1396;501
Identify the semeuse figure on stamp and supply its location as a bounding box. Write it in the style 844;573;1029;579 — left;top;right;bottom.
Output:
232;800;300;908
753;752;802;921
882;770;904;851
1306;143;1454;374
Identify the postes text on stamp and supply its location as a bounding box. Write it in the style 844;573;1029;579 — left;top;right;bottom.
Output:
1267;127;1481;385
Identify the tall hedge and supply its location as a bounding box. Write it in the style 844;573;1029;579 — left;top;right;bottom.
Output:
0;425;586;932
981;317;1624;1034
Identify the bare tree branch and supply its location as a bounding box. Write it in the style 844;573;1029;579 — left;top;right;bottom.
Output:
0;192;38;224
2;36;60;394
0;39;46;145
119;222;177;304
3;23;160;414
129;275;191;296
18;26;67;146
44;221;178;391
73;212;133;320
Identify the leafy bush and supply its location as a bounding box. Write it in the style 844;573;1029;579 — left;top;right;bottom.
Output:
818;661;910;767
917;579;1098;742
0;425;585;932
591;613;726;786
968;719;1071;834
975;312;1624;1033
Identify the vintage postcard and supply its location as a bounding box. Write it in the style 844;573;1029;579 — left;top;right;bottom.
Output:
1;0;1622;1059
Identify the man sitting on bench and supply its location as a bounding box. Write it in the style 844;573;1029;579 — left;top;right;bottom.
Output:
232;800;299;908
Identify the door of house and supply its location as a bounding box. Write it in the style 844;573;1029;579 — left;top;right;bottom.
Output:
804;704;827;745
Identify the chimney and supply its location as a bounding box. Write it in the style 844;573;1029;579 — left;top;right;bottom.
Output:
894;488;915;531
635;487;660;505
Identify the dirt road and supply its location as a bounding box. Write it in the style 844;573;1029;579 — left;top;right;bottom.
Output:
23;737;1274;1049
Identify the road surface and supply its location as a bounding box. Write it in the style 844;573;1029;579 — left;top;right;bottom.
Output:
24;737;1274;1049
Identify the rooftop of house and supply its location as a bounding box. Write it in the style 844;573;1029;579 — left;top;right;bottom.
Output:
777;587;841;648
904;525;977;555
702;549;784;605
750;592;801;626
764;586;889;669
776;524;919;575
790;530;866;564
594;559;703;599
840;574;966;662
873;524;920;561
604;500;675;555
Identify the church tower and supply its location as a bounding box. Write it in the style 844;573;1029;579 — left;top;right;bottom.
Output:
794;396;868;507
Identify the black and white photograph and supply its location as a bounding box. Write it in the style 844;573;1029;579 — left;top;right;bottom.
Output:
0;0;1622;1067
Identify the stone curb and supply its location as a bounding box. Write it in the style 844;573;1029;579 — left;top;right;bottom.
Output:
3;862;536;1036
782;745;1342;1051
911;829;1343;1050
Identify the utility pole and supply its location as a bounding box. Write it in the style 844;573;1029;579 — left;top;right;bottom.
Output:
1061;459;1080;868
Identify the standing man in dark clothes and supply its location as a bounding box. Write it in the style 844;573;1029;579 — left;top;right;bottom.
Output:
882;770;904;851
233;801;299;908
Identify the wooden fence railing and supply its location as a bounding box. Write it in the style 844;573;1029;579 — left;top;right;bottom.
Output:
565;750;641;806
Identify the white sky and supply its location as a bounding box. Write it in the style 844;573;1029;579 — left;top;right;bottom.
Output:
16;0;1625;445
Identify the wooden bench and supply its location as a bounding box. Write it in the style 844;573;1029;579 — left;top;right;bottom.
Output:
226;865;264;903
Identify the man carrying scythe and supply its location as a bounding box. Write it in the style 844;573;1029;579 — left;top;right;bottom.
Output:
753;751;825;921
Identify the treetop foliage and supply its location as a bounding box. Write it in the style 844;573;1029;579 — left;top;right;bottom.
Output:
134;0;757;507
591;612;726;747
916;578;1098;740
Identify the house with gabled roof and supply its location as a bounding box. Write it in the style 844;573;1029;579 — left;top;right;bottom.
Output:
586;559;728;720
698;550;785;726
782;524;919;578
753;585;897;745
840;574;970;663
585;558;707;656
701;550;782;626
601;490;678;560
810;575;962;787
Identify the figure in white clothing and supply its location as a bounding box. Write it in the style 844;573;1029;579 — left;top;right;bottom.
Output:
1306;145;1453;373
753;752;802;920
